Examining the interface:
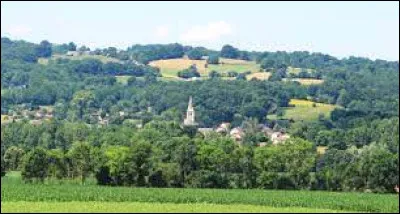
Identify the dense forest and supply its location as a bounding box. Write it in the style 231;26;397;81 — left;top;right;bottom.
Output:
1;37;399;193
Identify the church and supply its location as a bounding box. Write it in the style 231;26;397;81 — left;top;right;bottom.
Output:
183;96;198;126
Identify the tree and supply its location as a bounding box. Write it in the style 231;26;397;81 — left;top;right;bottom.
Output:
67;42;77;51
126;141;153;186
67;142;93;184
4;146;25;171
220;45;239;59
35;40;52;58
177;65;200;79
207;55;220;64
209;70;221;79
187;48;204;60
21;148;50;183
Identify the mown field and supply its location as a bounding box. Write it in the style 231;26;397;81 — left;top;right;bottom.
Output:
268;99;339;121
149;58;261;78
1;172;398;213
284;78;324;85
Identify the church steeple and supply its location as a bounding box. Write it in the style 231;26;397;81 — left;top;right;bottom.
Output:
184;96;197;126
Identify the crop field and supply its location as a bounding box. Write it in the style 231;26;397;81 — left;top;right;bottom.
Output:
284;78;325;85
1;115;9;123
287;67;315;75
149;58;260;78
1;173;398;213
268;99;339;121
246;72;272;80
1;202;353;213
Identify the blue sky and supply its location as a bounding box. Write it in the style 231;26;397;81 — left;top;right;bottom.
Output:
1;1;399;61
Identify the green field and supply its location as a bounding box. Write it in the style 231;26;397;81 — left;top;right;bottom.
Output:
1;172;398;213
287;67;315;75
1;202;353;213
268;99;340;121
149;58;261;78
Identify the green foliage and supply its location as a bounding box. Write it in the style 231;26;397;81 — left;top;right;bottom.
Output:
187;48;204;60
220;45;240;59
177;65;200;79
207;55;220;64
21;148;50;183
2;175;398;213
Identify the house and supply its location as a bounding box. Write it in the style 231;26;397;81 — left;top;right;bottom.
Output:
35;111;44;119
230;127;245;142
270;132;290;145
66;51;79;57
216;122;231;134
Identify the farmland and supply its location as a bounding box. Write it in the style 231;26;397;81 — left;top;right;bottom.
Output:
284;78;325;85
0;202;352;213
246;72;272;80
268;99;339;121
1;173;398;213
149;58;261;78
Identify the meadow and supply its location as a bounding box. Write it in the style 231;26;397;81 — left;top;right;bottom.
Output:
149;57;261;78
284;78;325;85
268;99;339;122
1;172;398;213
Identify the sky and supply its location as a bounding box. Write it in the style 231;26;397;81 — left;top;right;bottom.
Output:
1;1;399;61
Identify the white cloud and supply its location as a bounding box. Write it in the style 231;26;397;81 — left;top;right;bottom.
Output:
180;21;232;42
5;25;32;37
155;25;169;38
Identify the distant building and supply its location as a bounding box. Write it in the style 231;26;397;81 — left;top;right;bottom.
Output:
66;51;79;57
216;122;231;134
183;96;198;126
230;127;245;142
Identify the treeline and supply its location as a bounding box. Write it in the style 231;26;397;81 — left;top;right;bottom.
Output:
1;118;398;193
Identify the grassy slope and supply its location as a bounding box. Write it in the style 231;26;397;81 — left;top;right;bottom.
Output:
284;78;324;85
2;173;398;213
268;99;339;121
1;202;352;213
149;58;261;78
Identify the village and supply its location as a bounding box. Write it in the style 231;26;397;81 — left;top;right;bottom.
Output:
1;97;290;147
184;97;290;146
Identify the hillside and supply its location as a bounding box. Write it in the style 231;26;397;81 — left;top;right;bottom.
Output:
149;57;261;78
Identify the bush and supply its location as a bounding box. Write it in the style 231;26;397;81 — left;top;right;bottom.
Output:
207;55;219;64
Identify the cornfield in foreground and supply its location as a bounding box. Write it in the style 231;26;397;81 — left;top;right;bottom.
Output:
1;175;398;213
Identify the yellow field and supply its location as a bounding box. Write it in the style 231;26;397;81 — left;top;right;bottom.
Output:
284;78;324;85
268;99;339;122
1;115;8;122
246;72;272;80
38;54;122;65
317;146;328;155
149;58;260;78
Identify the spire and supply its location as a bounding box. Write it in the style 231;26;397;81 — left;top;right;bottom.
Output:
183;96;197;126
188;96;193;110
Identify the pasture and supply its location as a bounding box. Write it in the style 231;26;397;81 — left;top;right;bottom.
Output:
268;99;339;122
284;78;325;85
246;72;272;80
1;172;398;213
149;58;261;78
